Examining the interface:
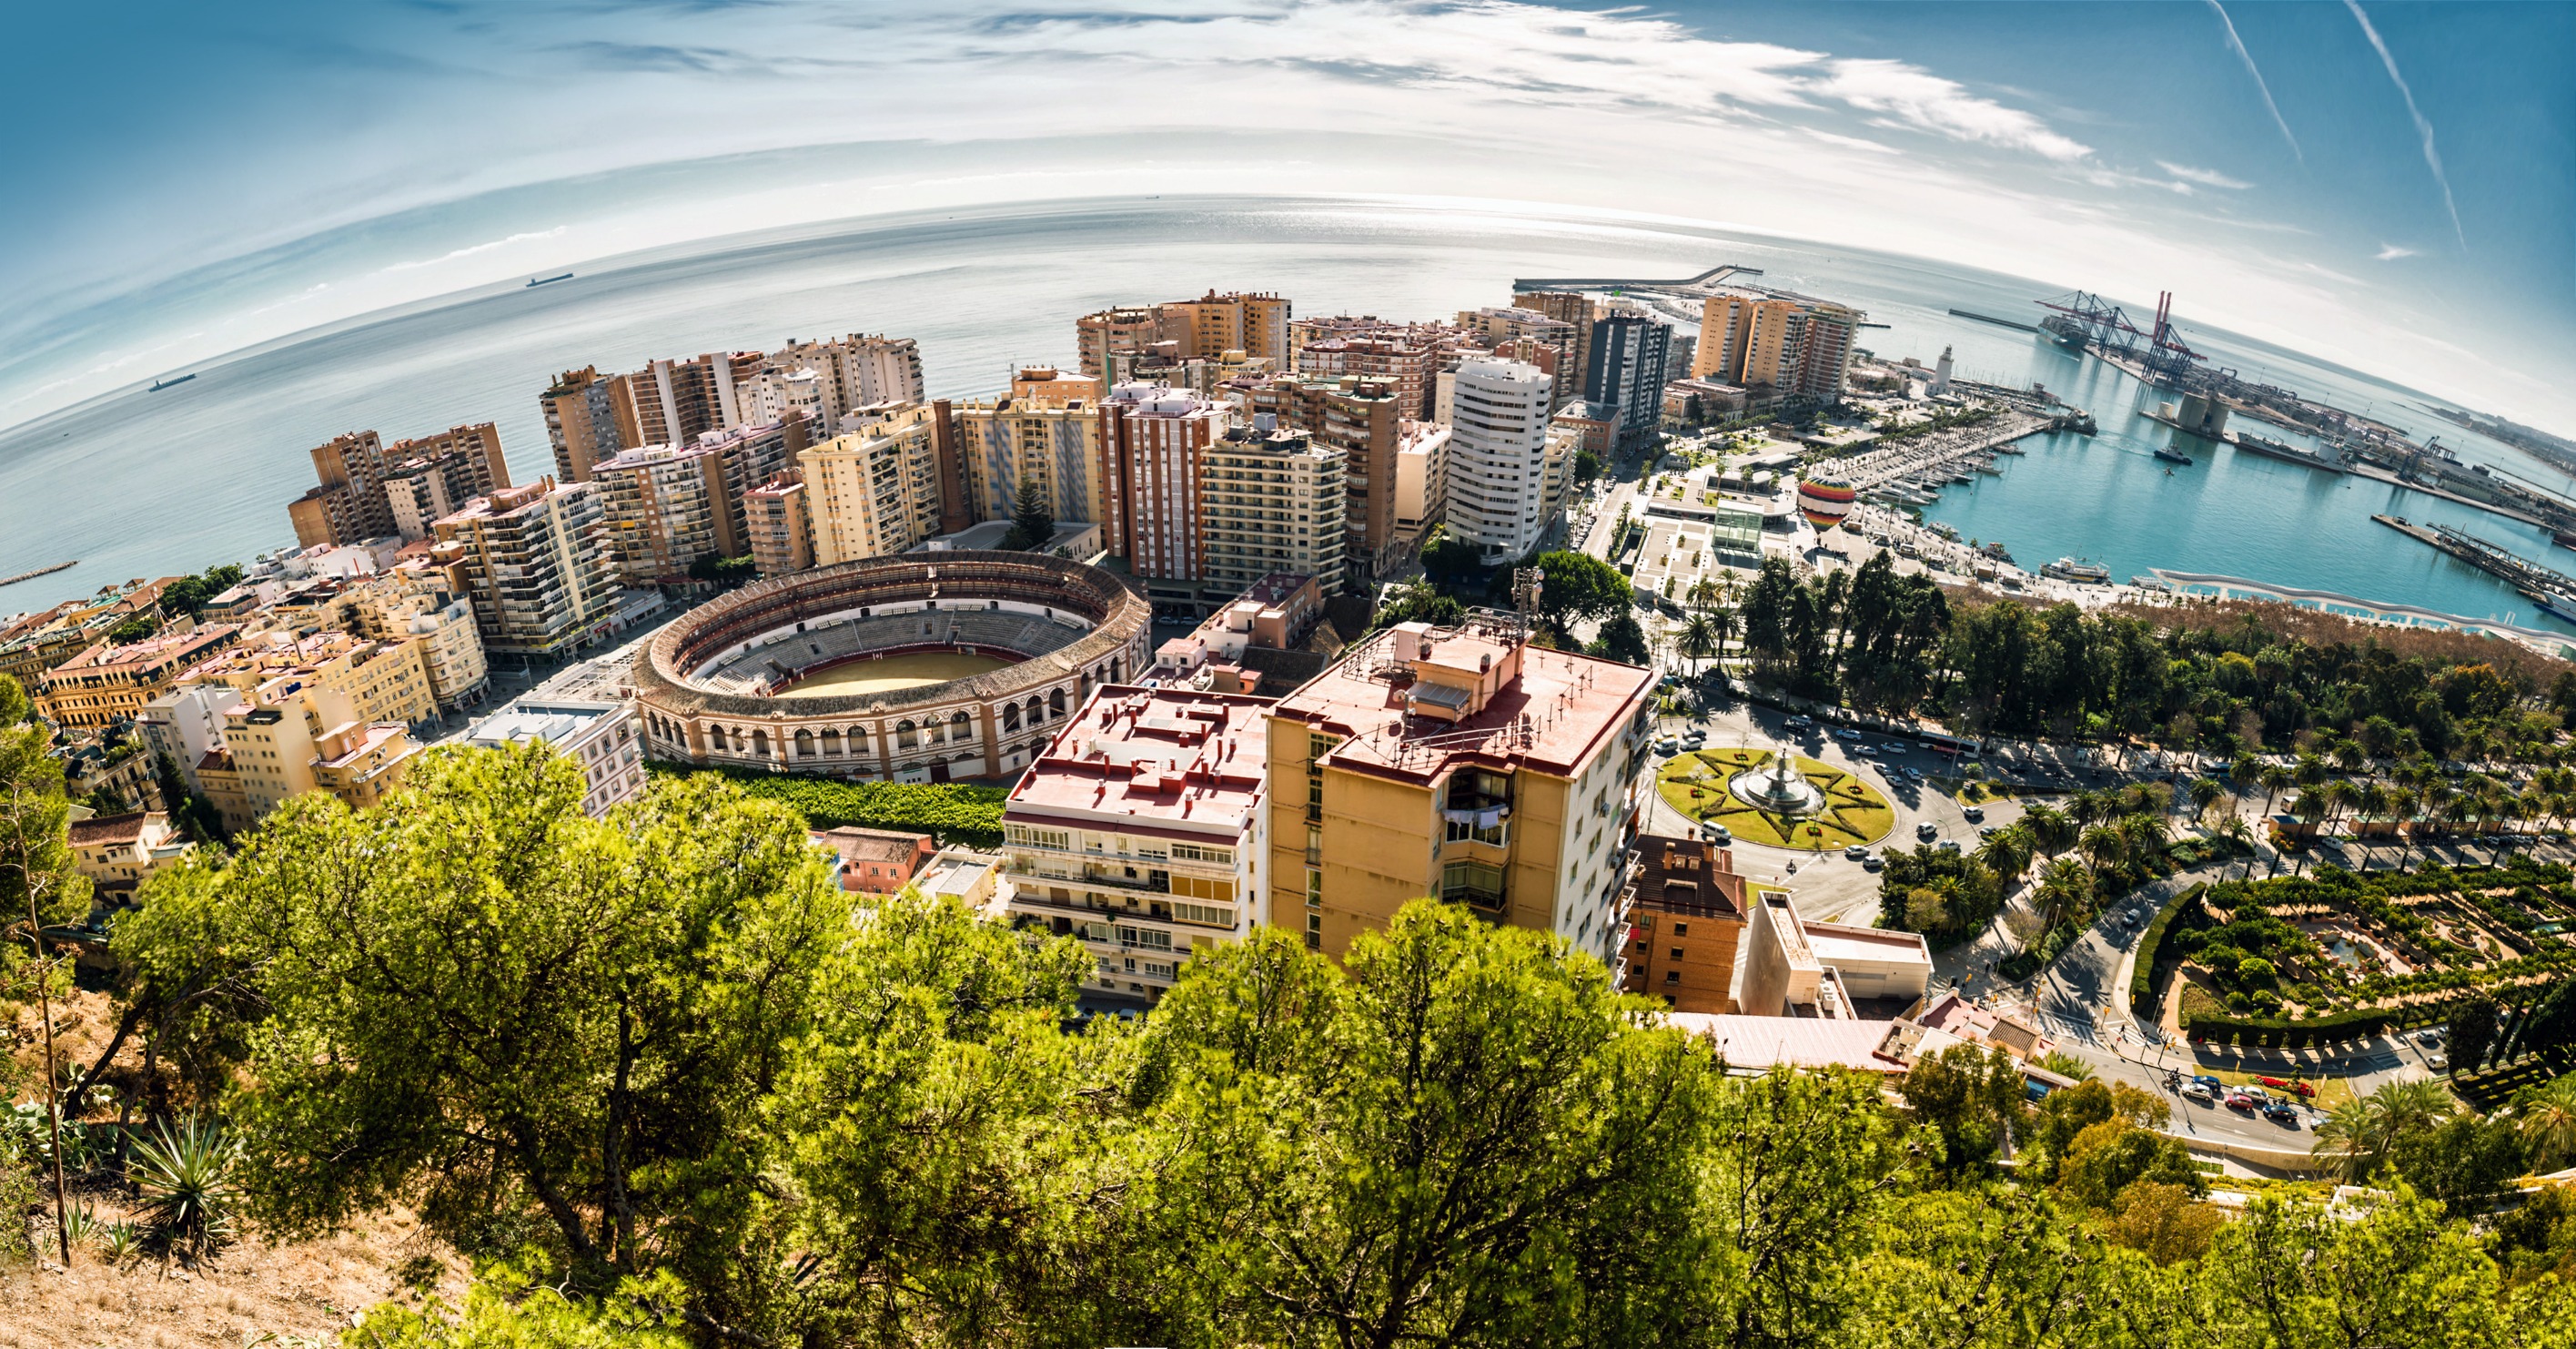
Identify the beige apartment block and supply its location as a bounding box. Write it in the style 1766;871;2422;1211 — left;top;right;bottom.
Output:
1200;425;1346;597
595;441;732;583
955;373;1108;527
431;479;621;656
1075;306;1162;380
37;625;242;733
744;471;815;577
216;679;420;825
541;365;622;482
770;334;925;419
176;629;439;732
803;404;947;564
1264;614;1655;964
1000;685;1274;1003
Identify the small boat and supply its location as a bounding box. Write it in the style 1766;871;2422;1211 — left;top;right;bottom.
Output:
1980;542;2014;563
525;273;574;289
2153;446;2195;466
2042;557;2112;583
149;373;196;391
2526;589;2576;624
2552;530;2576;553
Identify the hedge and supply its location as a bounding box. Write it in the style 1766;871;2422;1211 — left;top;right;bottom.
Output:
2132;883;2205;1005
2181;1005;2399;1050
647;760;1007;848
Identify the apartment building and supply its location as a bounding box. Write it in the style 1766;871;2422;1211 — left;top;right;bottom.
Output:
1392;421;1451;544
137;683;247;797
1265;614;1655;962
0;578;180;688
1000;685;1274;1003
332;567;490;712
803;403;947;564
594;442;731;583
288;431;397;546
1440;359;1556;560
1200;423;1347;598
176;629;439;732
1582;312;1672;451
1289;318;1482;421
1458;305;1580;401
1510;291;1596;406
744;471;815;577
541;366;621;482
463;697;643;818
36;624;241;733
771;334;926;419
66;811;194;893
1739;887;1933;1019
203;677;420;829
1694;290;1861;401
1157;290;1292;361
955;372;1108;527
1096;383;1227;587
1076;306;1162;380
1225;373;1409;585
1614;835;1750;1013
430;479;621;656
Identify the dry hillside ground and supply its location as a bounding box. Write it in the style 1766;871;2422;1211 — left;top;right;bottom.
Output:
7;992;468;1347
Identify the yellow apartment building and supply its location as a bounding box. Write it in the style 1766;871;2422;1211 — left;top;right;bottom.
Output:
1263;614;1655;964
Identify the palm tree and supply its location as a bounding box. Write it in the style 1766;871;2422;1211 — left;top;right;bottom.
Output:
2520;1074;2576;1173
2036;857;2095;933
2079;825;2128;875
1676;613;1720;676
1975;825;2035;890
2213;815;2257;879
2022;803;2077;858
2258;762;2295;818
2187;776;2228;827
2067;789;2109;829
2310;1079;2453;1183
2118;812;2172;869
2331;738;2369;775
2311;1099;2382;1182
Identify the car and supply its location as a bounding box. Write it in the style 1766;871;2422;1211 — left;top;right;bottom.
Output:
1862;856;1884;872
1917;822;1940;841
2180;1081;2217;1103
2413;1029;2445;1047
1936;839;1961;853
1962;806;1985;824
2426;1052;2449;1070
1785;715;1813;731
1844;844;1871;861
1978;826;2000;839
1703;823;1733;846
1882;743;1909;755
1834;728;1864;742
2224;1092;2258;1112
2262;1102;2301;1127
2193;1074;2224;1091
1654;738;1679;755
2119;911;2141;928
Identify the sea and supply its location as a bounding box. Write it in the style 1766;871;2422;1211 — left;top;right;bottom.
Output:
2;194;2569;632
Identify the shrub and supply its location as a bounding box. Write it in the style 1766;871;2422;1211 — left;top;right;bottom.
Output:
646;761;1006;847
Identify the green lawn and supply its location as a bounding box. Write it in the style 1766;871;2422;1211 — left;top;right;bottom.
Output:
1658;747;1895;850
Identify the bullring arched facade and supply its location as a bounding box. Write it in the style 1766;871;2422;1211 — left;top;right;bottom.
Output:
631;552;1153;782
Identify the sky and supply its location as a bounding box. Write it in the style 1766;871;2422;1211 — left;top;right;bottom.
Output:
5;0;2571;434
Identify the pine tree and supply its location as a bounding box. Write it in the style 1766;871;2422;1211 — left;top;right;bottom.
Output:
1004;476;1053;552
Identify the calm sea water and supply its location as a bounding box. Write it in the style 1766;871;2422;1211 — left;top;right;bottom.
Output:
1;194;2566;629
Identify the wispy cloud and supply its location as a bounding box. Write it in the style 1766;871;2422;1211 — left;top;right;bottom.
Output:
2344;0;2465;248
383;227;568;272
2375;243;2419;261
2158;161;2252;190
2204;0;2301;160
1812;58;2090;162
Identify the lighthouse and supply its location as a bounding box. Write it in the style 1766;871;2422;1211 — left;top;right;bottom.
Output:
1931;345;1955;396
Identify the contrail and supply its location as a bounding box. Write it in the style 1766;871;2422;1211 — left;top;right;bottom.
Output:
2204;0;2300;160
2344;0;2466;248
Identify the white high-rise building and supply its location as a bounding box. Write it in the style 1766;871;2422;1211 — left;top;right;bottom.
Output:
1440;359;1554;560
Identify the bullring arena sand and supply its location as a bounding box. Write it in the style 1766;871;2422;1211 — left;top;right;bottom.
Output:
770;650;1014;697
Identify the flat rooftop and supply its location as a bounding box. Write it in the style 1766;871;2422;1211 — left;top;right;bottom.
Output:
1005;685;1273;837
1803;921;1933;969
468;700;622;748
53;624;237;676
1273;622;1652;786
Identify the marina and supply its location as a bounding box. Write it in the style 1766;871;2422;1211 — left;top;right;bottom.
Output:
2371;515;2576;621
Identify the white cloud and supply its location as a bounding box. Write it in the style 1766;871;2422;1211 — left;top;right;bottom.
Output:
383;226;569;272
1810;58;2091;162
2375;243;2420;261
2157;161;2252;190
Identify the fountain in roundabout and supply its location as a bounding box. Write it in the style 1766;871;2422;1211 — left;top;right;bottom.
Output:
1728;745;1826;816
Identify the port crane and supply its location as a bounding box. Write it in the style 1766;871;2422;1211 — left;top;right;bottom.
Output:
2035;290;2210;385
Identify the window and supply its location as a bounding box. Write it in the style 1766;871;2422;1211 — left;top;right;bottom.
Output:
1672;922;1689;937
1172;901;1230;927
1171;875;1234;902
1171;843;1232;865
1670;948;1685;960
1664;969;1682;985
1116;925;1173;951
1307;868;1322;908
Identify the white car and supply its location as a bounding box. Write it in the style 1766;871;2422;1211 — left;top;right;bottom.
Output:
2179;1081;2217;1103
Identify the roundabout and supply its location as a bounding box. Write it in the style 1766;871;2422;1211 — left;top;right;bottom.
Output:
1658;746;1895;851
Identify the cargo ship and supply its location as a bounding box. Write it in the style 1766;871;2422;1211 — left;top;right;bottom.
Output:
525;273;574;289
2231;432;2347;474
149;373;196;391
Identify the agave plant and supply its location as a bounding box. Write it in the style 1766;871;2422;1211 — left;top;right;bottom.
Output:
99;1220;142;1264
126;1112;239;1263
59;1202;99;1249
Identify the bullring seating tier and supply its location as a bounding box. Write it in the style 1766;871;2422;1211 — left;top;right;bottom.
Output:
698;609;1087;695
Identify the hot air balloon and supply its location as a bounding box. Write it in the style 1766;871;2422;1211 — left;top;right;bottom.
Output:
1797;478;1856;531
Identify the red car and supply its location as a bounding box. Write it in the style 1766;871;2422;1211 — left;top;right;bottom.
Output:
2224;1091;2259;1111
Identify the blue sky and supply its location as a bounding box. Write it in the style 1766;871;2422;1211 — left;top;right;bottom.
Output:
5;1;2571;431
